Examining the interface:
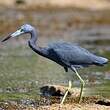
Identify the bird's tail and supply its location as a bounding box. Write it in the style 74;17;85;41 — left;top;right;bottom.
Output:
93;56;108;66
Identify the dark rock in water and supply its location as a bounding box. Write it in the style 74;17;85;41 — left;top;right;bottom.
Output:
40;85;80;97
40;85;63;96
5;87;13;93
96;98;110;106
15;0;25;5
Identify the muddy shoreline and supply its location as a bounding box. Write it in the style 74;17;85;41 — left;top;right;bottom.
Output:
0;96;110;110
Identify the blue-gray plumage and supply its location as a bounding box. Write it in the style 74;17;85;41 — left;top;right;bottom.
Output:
47;41;108;68
1;24;108;104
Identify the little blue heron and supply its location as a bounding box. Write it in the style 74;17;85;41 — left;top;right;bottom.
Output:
1;24;108;104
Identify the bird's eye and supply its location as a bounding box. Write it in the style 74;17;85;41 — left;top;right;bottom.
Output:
20;29;24;32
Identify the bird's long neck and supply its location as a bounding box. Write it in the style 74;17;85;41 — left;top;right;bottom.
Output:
28;29;49;57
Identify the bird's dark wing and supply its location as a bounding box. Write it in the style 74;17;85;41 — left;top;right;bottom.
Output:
47;41;105;67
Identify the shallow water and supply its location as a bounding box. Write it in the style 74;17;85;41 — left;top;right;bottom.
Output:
0;37;110;100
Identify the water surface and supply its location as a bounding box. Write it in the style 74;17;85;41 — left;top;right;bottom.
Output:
0;37;110;100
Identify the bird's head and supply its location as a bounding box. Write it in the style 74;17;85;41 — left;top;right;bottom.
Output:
1;24;34;42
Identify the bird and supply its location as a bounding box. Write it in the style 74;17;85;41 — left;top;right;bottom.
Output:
1;24;108;104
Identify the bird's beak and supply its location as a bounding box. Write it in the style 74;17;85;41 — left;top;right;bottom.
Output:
1;35;12;42
1;29;24;42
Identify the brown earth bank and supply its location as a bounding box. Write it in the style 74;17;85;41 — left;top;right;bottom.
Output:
1;0;110;10
0;96;110;110
1;6;110;43
38;103;110;110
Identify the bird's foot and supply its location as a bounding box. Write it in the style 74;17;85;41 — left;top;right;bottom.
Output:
60;80;72;105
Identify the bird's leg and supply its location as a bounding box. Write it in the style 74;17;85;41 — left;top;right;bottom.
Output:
60;80;72;105
71;66;85;103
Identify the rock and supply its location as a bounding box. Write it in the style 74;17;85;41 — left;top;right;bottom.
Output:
5;87;13;93
40;85;80;97
96;98;110;106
